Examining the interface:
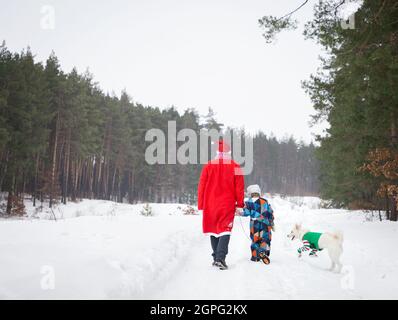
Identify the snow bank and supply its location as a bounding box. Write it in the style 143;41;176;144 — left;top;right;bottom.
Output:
20;199;198;220
0;196;397;299
0;200;201;299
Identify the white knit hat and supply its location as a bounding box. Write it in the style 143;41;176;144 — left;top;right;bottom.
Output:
247;184;261;196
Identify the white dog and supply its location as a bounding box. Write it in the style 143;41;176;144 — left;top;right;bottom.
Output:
287;224;344;273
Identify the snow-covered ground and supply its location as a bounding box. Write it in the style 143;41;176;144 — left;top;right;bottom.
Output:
0;195;397;300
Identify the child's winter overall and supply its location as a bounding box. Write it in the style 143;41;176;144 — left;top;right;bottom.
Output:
243;197;274;262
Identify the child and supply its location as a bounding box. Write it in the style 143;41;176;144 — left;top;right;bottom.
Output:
241;185;275;264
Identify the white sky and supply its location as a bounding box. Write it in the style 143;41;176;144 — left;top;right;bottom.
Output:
0;0;328;143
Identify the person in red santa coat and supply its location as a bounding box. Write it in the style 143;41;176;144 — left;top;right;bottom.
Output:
198;140;245;270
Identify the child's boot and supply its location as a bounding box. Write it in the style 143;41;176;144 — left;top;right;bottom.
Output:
259;251;270;265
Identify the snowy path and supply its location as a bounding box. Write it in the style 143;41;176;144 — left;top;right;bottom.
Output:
152;215;359;300
0;197;397;299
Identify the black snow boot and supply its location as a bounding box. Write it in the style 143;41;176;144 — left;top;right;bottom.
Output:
215;260;228;270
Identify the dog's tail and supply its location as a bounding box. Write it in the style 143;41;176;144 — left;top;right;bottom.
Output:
332;230;344;246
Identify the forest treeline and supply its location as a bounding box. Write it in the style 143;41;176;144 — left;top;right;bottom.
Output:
0;43;319;214
259;0;398;221
298;0;398;220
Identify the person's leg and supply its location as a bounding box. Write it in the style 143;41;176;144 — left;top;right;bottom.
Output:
263;227;271;256
258;239;267;256
249;220;258;261
258;237;270;258
250;242;260;261
253;221;264;259
210;236;219;263
215;235;230;262
257;224;270;264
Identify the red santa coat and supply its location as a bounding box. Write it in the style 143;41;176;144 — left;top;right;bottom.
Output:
198;155;245;237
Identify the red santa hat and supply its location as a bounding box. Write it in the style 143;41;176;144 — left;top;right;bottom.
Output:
218;140;231;153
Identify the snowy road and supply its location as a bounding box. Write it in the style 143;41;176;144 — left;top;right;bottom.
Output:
0;197;397;299
152;217;357;300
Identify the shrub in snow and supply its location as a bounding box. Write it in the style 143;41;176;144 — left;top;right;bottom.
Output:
10;196;26;216
320;200;335;209
141;203;153;216
0;203;6;215
32;206;43;218
364;210;385;222
0;196;26;216
107;204;117;217
288;197;304;208
182;205;198;215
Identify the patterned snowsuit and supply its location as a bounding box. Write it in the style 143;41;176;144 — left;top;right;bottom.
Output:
243;197;274;261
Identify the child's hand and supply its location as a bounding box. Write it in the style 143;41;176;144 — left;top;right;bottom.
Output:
235;208;243;216
271;225;276;232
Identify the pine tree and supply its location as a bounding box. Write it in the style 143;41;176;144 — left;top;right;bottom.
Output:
0;46;320;212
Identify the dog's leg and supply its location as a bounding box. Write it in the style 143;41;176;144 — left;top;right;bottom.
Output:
327;249;336;271
328;248;343;273
336;245;344;273
335;251;343;273
297;241;310;258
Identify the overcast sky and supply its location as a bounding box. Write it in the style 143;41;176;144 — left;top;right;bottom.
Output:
0;0;328;143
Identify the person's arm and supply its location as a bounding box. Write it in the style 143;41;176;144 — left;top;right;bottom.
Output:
267;203;275;231
242;202;260;218
263;201;275;231
267;203;275;226
242;205;251;217
234;165;244;209
197;165;208;210
235;207;244;216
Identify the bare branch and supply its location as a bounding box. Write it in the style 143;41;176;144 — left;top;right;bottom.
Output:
334;0;347;17
278;0;310;21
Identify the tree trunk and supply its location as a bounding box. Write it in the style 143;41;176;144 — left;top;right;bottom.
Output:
50;111;60;208
96;155;102;199
391;197;397;221
0;150;9;193
33;153;40;207
64;130;71;204
6;175;15;215
391;113;397;148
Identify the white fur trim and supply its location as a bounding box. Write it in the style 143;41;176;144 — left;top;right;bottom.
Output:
204;231;232;237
